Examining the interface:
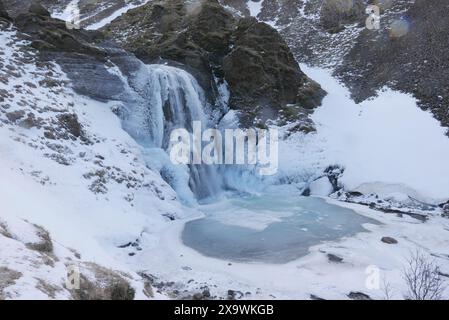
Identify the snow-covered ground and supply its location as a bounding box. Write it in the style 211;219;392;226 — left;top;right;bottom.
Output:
2;15;449;299
0;27;187;299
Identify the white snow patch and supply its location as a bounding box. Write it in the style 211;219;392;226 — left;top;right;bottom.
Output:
293;64;449;203
247;0;263;17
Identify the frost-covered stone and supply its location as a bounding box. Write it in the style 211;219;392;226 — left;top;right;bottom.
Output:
309;176;334;196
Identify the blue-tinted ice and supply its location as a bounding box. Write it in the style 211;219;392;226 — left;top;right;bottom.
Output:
183;194;379;264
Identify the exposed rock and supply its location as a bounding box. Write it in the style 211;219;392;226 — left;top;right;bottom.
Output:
221;0;250;16
202;288;211;298
320;0;365;33
192;292;204;300
310;294;326;300
28;1;51;17
0;267;22;299
103;0;325;126
337;0;449;133
227;289;243;300
25;224;53;254
327;253;343;263
381;236;398;244
56;113;82;138
13;4;105;58
70;263;135;300
346;191;364;198
309;176;334;196
0;0;10;20
440;201;449;218
347;291;372;300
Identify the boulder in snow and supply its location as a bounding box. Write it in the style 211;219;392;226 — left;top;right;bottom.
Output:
309;176;334;196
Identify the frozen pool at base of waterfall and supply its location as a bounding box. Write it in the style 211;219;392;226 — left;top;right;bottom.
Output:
182;192;380;264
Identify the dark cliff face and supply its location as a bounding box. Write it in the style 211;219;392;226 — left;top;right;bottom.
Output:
102;0;325;126
0;0;10;20
337;0;449;132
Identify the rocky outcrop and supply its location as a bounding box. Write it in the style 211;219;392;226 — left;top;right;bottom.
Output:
320;0;365;33
337;0;449;133
103;0;325;126
8;4;133;102
223;0;449;133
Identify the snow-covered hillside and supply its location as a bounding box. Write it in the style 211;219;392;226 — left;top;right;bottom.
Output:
0;25;186;299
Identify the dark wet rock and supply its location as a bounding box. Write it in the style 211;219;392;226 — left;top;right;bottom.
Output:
381;236;398;244
378;207;428;222
70;263;135;300
310;294;326;300
103;0;325;126
13;4;105;58
227;289;243;300
348;291;372;300
10;4;140;103
221;0;251;16
327;253;343;263
0;0;10;20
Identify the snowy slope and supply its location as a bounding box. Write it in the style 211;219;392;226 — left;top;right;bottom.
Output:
0;26;186;299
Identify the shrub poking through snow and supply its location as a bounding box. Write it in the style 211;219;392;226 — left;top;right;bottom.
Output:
0;267;22;300
403;251;446;300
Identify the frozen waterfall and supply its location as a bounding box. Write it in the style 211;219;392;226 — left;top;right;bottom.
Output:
117;64;224;204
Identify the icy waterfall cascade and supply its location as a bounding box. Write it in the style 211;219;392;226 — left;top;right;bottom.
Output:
121;64;223;203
